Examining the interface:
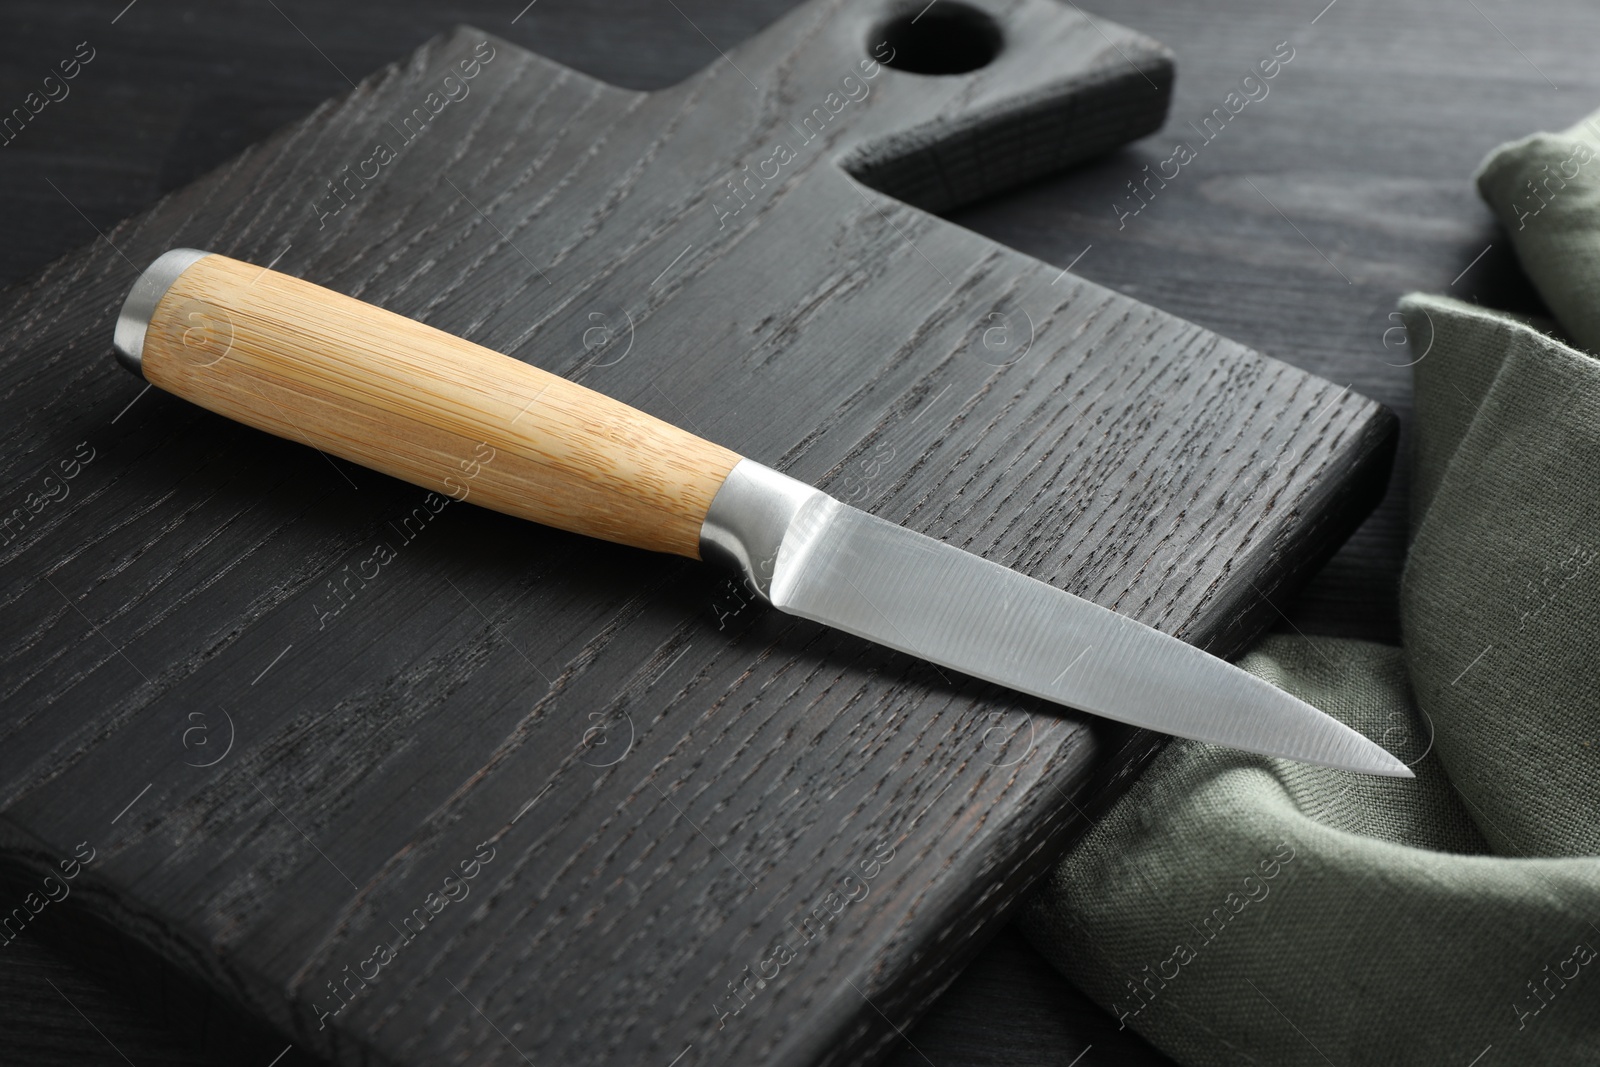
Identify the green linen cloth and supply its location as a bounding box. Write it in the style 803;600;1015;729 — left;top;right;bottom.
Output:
1018;110;1600;1066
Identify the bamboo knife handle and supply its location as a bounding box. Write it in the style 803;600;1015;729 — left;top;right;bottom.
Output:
113;251;743;558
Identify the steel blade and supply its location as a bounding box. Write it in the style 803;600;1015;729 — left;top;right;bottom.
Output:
744;484;1411;778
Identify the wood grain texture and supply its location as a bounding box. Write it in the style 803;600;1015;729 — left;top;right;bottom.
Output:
0;2;1403;1066
143;254;742;557
6;1;1593;1064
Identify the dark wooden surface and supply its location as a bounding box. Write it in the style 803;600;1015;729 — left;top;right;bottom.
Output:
0;0;1587;1065
3;5;1398;1065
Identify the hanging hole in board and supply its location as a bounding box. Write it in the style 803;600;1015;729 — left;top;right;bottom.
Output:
871;2;1003;75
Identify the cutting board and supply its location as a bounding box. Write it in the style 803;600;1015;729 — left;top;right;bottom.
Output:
0;2;1395;1065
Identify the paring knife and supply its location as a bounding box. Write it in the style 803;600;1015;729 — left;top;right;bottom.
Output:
111;250;1410;777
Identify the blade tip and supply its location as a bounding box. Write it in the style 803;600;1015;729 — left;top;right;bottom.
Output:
1360;749;1415;779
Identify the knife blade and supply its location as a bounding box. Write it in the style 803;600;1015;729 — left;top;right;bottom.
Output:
112;249;1410;777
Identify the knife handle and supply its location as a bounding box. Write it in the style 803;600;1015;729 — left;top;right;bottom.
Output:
113;250;742;558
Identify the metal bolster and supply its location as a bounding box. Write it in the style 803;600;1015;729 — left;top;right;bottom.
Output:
112;248;214;377
698;460;829;601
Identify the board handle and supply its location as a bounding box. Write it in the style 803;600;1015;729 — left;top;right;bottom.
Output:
112;250;742;558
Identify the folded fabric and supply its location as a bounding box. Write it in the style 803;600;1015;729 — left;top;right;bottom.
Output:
1402;294;1600;858
1018;110;1600;1066
1475;108;1600;353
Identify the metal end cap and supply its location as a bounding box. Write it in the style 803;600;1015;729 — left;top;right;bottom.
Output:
113;248;213;377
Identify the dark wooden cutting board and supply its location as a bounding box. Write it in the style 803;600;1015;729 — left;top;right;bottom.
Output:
0;2;1395;1065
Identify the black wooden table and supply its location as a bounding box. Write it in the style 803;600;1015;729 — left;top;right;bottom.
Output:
0;0;1589;1064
